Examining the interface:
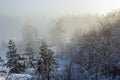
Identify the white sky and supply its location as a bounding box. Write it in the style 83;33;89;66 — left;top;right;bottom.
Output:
0;0;120;41
0;0;120;17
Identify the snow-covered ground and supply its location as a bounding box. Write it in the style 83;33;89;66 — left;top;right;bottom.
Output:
0;73;33;80
8;74;33;80
0;77;6;80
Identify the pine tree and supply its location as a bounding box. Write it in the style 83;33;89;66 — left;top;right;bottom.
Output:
24;43;34;68
38;41;58;80
6;40;22;73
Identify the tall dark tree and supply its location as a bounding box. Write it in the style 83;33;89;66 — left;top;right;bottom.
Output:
37;41;58;80
6;40;22;73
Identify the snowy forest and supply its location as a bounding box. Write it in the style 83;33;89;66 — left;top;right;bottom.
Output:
0;0;120;80
0;10;120;80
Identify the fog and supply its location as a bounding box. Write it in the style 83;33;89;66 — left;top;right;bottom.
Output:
0;0;120;46
0;1;120;79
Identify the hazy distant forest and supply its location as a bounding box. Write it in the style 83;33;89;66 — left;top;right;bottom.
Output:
0;10;120;80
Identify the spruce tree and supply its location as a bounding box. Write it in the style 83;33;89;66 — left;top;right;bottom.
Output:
6;40;21;73
38;41;58;80
24;43;34;68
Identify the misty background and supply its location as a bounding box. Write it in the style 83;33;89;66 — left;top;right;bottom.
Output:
0;1;120;80
0;0;120;49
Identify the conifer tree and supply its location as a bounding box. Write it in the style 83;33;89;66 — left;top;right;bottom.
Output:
38;41;58;80
6;40;22;73
24;43;34;68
